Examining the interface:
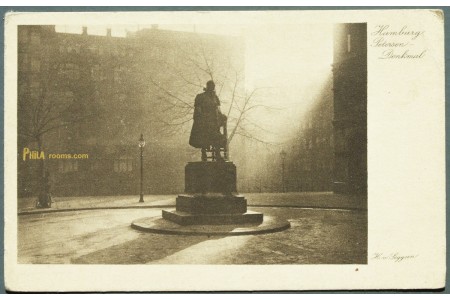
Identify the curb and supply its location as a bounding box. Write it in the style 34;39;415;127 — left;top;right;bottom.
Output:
18;204;366;215
18;205;174;215
250;204;367;212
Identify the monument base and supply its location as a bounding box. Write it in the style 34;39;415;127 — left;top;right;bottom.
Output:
132;215;290;236
160;161;265;226
185;161;237;194
162;193;263;225
176;193;246;214
162;209;263;225
131;161;291;235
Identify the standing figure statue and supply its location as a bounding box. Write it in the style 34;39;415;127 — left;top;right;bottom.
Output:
189;80;228;161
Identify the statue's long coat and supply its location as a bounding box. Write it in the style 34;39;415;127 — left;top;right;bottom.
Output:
189;90;224;149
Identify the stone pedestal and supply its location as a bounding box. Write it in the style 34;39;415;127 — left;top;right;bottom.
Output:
162;161;263;225
185;161;237;194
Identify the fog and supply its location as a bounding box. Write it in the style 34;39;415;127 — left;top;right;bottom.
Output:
56;23;333;145
54;23;334;191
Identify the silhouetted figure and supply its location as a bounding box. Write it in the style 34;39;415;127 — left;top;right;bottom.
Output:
36;170;52;208
189;80;227;161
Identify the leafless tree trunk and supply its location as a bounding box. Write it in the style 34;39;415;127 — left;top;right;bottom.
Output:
18;71;95;194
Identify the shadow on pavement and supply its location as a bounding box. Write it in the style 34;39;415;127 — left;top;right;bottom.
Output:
71;232;221;264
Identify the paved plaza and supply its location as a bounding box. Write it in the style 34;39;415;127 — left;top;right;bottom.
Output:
18;192;367;265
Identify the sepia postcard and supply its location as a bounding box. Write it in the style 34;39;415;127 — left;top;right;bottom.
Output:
3;9;446;291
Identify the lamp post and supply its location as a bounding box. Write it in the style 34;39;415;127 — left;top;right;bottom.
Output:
138;133;145;202
280;149;287;193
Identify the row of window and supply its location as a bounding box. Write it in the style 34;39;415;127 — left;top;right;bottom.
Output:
19;78;130;105
57;42;183;65
301;136;333;150
294;160;333;172
19;54;41;72
57;63;80;80
56;63;128;82
58;42;134;58
300;117;331;131
19;30;41;45
20;54;130;83
58;159;135;173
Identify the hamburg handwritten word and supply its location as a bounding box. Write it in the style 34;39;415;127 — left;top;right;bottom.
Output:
371;25;426;59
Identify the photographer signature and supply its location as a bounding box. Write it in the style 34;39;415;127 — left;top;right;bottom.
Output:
372;252;418;262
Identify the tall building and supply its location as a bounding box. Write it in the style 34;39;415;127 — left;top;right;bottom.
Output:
282;75;334;192
296;77;334;192
280;23;367;194
332;23;367;194
17;25;245;197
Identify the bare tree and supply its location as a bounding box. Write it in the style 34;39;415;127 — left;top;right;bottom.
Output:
18;69;95;188
135;35;279;156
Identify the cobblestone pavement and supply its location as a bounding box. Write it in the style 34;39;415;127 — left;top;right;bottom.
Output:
18;203;367;264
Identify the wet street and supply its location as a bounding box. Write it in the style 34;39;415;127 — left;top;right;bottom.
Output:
18;203;367;264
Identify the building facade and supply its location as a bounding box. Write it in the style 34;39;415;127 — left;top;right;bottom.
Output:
276;23;367;194
332;23;367;194
281;76;334;192
18;25;244;197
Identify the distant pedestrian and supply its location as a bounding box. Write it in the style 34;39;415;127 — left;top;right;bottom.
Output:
36;170;52;208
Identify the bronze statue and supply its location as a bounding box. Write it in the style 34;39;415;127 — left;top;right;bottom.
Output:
189;80;227;161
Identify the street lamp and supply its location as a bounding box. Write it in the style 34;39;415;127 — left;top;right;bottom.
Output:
280;149;287;193
138;133;145;203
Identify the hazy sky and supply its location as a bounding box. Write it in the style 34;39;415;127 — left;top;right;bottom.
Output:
55;23;333;89
56;24;333;143
241;24;333;142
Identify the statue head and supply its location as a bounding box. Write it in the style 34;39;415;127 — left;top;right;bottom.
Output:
205;80;215;92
